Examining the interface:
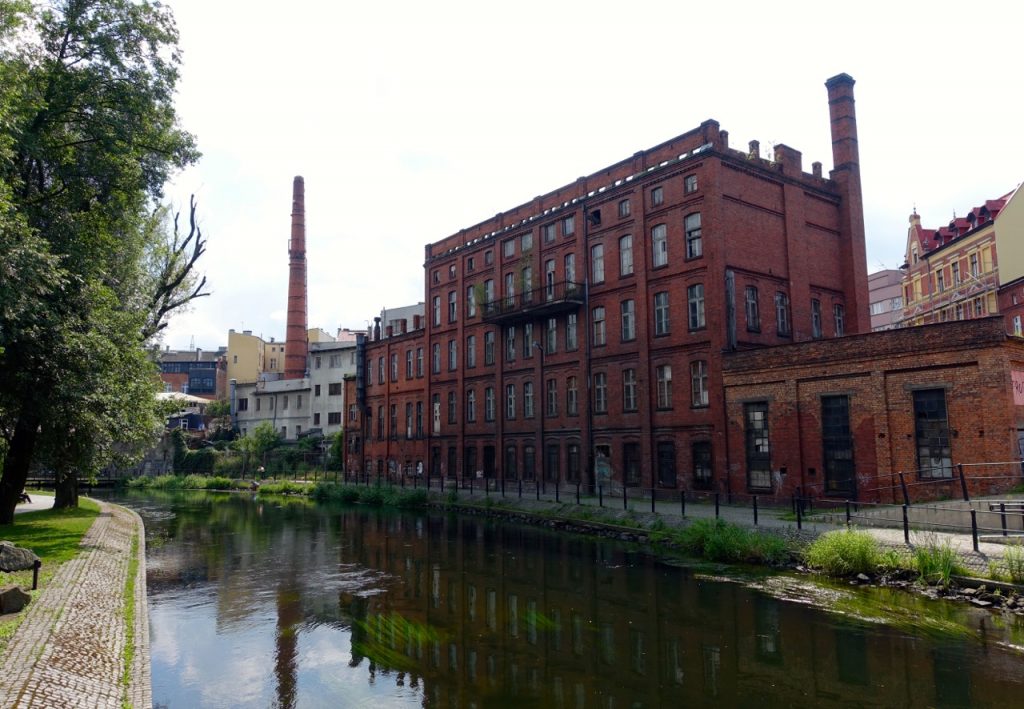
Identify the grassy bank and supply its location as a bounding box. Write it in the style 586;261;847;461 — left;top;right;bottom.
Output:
0;497;101;651
803;528;973;586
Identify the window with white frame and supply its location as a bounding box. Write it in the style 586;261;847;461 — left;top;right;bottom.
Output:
506;326;516;362
690;360;709;407
484;387;495;421
687;283;705;330
685;213;702;259
567;376;578;415
592;307;606;346
619;235;633;276
524;381;534;417
656;365;672;409
506;384;516;420
621;299;636;341
745;286;760;331
593;373;607;414
623;368;637;411
776;292;791;336
811;298;822;339
652;224;667;267
484;331;495;365
654;291;670;336
566;313;578;351
833;303;845;336
546;378;558;416
591;244;605;283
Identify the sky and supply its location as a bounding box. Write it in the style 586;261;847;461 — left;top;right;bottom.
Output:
159;0;1024;350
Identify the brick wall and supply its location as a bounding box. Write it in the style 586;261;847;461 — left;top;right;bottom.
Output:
723;318;1024;502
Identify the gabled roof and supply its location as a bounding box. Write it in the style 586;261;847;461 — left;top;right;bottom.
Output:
905;189;1014;262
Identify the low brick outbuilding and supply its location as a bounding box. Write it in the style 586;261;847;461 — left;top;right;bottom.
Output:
722;317;1024;503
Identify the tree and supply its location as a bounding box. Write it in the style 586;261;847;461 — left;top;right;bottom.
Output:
0;0;203;522
237;422;282;474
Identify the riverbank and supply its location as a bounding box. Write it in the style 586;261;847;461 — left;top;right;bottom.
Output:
0;500;150;708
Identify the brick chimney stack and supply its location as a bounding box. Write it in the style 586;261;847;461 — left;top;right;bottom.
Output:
825;73;869;334
284;176;309;380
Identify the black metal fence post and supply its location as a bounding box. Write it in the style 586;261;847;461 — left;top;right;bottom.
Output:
555;481;560;503
651;488;656;514
845;500;851;528
796;500;802;530
971;509;980;551
518;479;523;499
902;505;910;545
623;486;628;511
680;492;686;517
715;493;720;519
599;485;604;508
898;471;910;506
1001;502;1008;537
753;496;758;526
576;482;580;505
536;481;540;501
958;463;970;502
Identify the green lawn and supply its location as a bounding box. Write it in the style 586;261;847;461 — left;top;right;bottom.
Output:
0;497;101;649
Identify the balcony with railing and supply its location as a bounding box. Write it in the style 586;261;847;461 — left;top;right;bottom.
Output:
482;280;585;324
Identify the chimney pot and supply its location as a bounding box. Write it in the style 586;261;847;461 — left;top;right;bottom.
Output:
748;140;760;159
812;161;823;178
720;130;729;149
386;325;393;337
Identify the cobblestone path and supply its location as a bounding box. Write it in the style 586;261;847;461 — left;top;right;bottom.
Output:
0;502;150;708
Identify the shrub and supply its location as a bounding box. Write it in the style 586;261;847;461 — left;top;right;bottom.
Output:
1005;544;1024;583
677;519;789;565
912;536;965;587
361;487;387;506
182;474;207;489
149;475;184;490
804;529;881;576
204;476;236;490
311;483;362;504
393;490;428;508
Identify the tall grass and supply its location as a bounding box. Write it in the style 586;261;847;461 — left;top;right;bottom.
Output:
674;519;790;565
911;535;965;587
309;482;428;509
804;529;881;576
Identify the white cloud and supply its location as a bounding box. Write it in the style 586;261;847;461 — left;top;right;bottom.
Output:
158;0;1024;348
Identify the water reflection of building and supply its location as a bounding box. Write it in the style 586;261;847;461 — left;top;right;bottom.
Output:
143;495;1019;707
343;512;995;707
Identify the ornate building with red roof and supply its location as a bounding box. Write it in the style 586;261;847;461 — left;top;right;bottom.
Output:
900;186;1023;331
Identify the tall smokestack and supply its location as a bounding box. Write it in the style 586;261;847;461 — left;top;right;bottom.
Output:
825;74;869;334
284;176;308;379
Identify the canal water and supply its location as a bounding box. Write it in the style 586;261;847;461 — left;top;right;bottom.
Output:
107;490;1024;708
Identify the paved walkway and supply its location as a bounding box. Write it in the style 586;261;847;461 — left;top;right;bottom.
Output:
0;501;150;708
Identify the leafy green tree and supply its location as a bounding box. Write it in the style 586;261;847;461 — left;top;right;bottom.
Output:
0;0;203;522
328;431;344;471
237;422;282;473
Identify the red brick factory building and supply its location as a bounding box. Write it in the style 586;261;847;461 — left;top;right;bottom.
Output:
346;73;878;493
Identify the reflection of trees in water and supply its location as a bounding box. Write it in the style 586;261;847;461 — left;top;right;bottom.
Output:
126;492;1011;707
